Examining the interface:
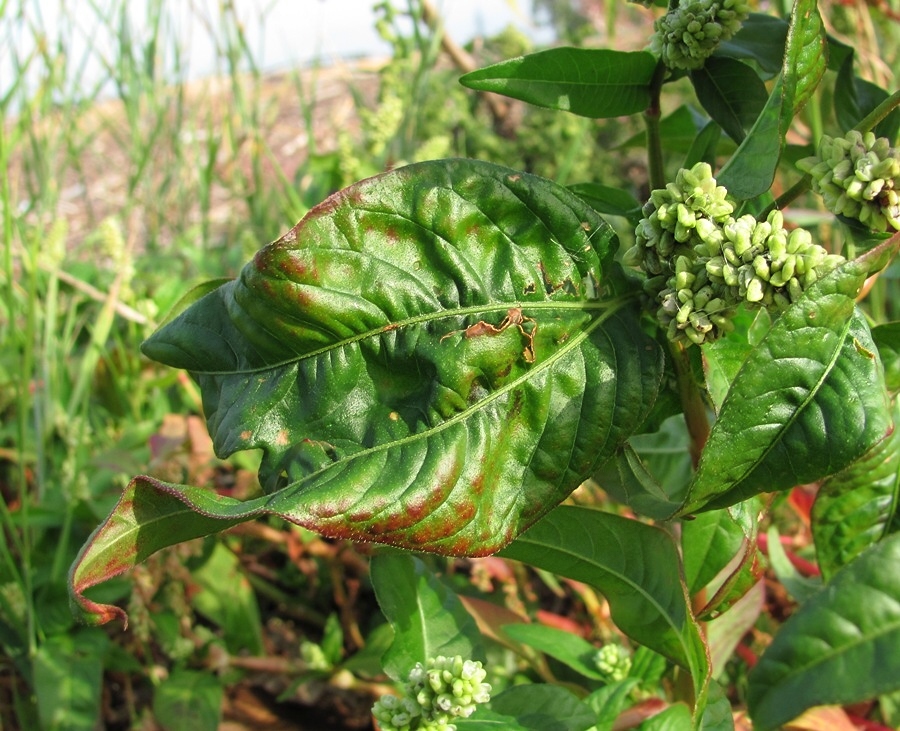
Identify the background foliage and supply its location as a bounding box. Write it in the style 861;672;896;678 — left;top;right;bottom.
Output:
3;1;900;729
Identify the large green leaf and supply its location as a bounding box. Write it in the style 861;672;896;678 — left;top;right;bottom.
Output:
370;552;483;682
690;57;768;144
70;159;664;625
681;243;895;514
715;13;789;78
499;506;710;714
812;401;900;580
747;531;900;730
718;0;827;200
459;48;658;119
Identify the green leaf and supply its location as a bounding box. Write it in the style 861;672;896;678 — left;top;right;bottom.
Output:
681;244;895;514
691;57;768;143
834;53;900;143
619;105;711;156
706;581;764;678
152;668;223;731
459;685;596;731
702;307;771;412
640;703;693;731
592;442;683;520
370;552;482;681
190;541;263;655
718;0;827;200
781;0;828;119
499;506;710;712
72;159;665;624
812;402;900;580
699;681;735;731
765;526;821;602
747;531;900;730
459;48;658;119
682;508;748;597
715;13;788;78
873;322;900;393
568;182;642;224
33;629;109;731
716;76;784;200
584;679;642;731
501;623;606;681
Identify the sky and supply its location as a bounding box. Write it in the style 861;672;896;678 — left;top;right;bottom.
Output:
1;0;552;108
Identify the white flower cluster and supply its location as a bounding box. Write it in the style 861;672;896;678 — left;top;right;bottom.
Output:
372;656;492;731
625;163;845;345
798;130;900;232
651;0;751;70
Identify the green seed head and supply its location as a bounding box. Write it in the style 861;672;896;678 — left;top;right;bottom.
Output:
798;130;900;232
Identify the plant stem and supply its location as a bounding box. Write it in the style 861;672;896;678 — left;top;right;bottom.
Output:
669;341;710;467
643;61;668;192
759;174;811;218
855;89;900;134
643;61;711;465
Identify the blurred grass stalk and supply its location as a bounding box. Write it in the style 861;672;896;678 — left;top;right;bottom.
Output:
0;0;319;722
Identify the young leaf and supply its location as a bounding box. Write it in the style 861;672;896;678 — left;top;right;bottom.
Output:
747;531;900;730
584;679;642;731
681;243;896;514
71;160;665;624
812;403;900;580
370;552;483;681
459;48;658;119
499;506;710;712
189;542;264;655
592;443;683;520
501;623;606;681
690;57;768;144
568;182;642;224
682;507;748;597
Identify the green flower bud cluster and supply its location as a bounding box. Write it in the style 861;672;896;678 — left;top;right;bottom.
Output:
627;165;845;346
701;210;844;312
372;656;492;731
651;0;751;70
798;130;900;232
594;644;632;683
626;162;735;277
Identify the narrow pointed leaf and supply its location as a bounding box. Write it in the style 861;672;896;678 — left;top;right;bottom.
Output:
681;243;895;514
747;532;900;730
812;403;900;580
718;0;826;200
682;508;748;596
501;623;606;680
459;48;658;119
499;506;710;711
370;552;482;681
71;160;664;624
462;685;596;731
